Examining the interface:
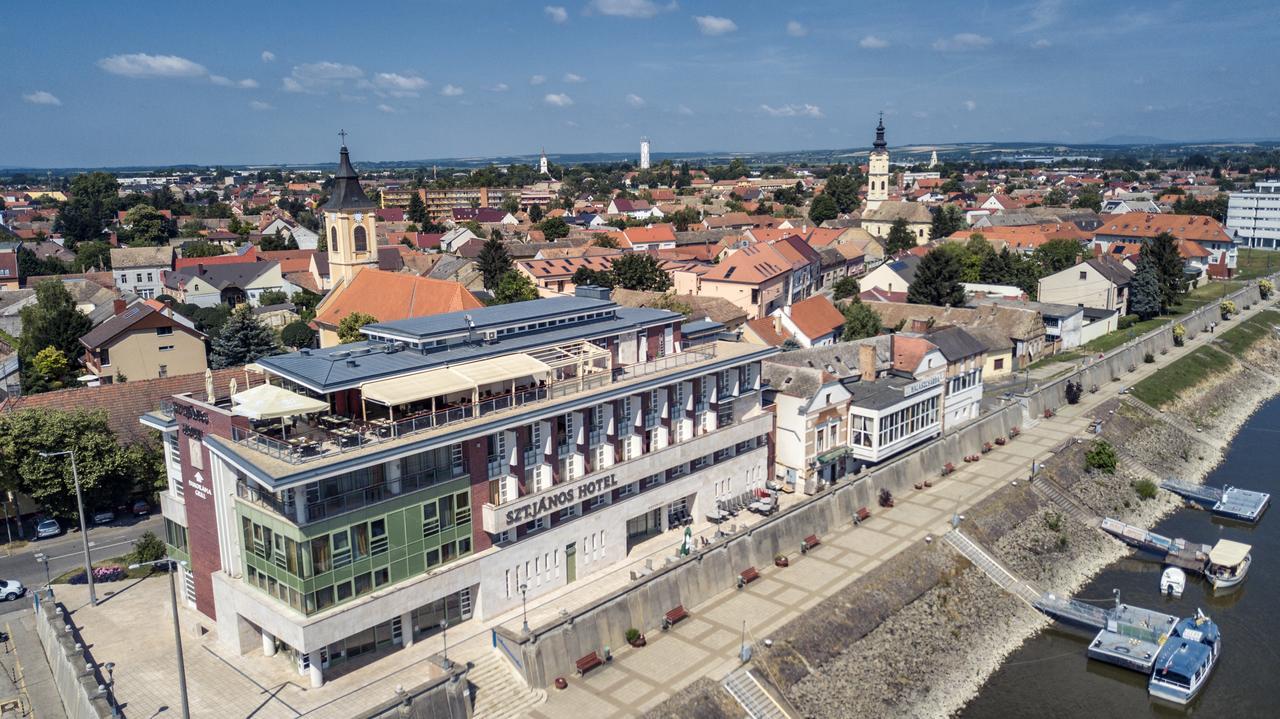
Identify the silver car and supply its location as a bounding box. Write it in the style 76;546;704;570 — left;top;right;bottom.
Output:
35;518;62;539
0;579;25;601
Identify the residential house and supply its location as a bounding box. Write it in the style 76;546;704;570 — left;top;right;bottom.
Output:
164;261;290;308
861;254;921;295
865;301;1046;372
312;268;482;347
697;241;793;319
517;254;621;297
860;201;933;244
621;225;677;251
261;218;320;250
607;198;663;220
80;299;207;384
110;245;173;299
1092;212;1238;278
0;252;16;290
1037;257;1134;316
773;295;845;347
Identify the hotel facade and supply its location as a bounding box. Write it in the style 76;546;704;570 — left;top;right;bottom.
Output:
141;147;775;687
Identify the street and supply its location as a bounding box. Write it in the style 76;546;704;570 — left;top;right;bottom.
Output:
0;513;162;614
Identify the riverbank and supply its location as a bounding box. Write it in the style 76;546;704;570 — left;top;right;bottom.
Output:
774;328;1280;718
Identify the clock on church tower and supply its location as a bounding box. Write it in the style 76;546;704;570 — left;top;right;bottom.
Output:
323;133;379;286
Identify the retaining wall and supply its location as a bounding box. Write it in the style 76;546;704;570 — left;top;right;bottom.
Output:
32;595;113;719
354;657;472;719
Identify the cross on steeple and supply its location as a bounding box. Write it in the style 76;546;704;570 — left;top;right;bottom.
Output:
338;128;348;147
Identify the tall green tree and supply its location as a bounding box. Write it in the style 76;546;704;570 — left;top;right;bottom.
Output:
73;240;113;271
211;305;281;368
476;236;514;291
25;346;74;394
1072;186;1102;212
528;204;544;224
884;218;917;255
1143;232;1186;311
841;300;881;340
823;174;861;214
538;216;570;240
259;229;298;251
336;311;379;344
907;247;967;307
808;194;838;224
406;193;428;225
491;272;540;304
1032;239;1084;275
18;280;93;392
122;204;173;246
831;276;860;300
54;172;120;247
281;320;317;349
1129;254;1162;320
610;253;672;291
930;204;966;239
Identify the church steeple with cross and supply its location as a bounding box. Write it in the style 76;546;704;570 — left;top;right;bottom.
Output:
323;132;378;286
866;113;891;211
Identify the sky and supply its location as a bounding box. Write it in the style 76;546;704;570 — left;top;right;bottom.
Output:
3;0;1279;168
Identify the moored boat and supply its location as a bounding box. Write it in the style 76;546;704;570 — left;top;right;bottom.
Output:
1205;540;1251;590
1160;567;1186;598
1148;611;1220;705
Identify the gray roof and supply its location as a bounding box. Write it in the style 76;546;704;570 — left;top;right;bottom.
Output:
175;261;277;290
680;318;724;338
362;296;614;341
970;297;1083;320
323;146;377;211
109;245;173;269
1084;257;1134;286
840;372;923;411
884;254;922;285
763;339;893;399
922;325;987;362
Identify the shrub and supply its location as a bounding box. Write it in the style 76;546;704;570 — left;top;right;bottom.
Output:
1172;323;1186;346
1220;299;1236;319
1044;511;1063;532
1118;314;1138;330
625;628;641;643
1143;352;1155;364
1085;440;1118;474
1260;279;1274;299
1134;478;1158;500
1065;380;1082;404
130;530;167;566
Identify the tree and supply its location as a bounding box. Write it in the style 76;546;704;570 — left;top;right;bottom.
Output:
211;305;281;368
831;276;860;300
1044;188;1068;206
1129;253;1162;320
1144;232;1186;311
26;346;73;394
572;266;614;288
180;240;226;258
808;194;838;224
539;216;570;240
18;280;93;392
476;236;514;291
407;193;428;225
593;235;619;249
281;320;317;349
929;204;965;239
610;253;672;291
258;289;289;306
1072;186;1102;212
884;218;917;255
1032;239;1084;275
823;174;861;214
1085;439;1117;474
336;311;379;344
259;229;298;252
122;204;172;246
841;301;881;340
907;247;966;307
290;289;322;322
528;204;544;224
491;272;540;304
501;194;521;214
73;240;113;271
55;172;120;247
180;219;206;237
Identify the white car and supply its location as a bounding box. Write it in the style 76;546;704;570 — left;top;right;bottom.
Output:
0;579;25;601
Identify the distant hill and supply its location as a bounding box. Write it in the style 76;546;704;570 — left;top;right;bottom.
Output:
1094;134;1176;145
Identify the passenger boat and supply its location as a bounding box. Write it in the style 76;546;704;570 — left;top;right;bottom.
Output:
1148;611;1221;705
1160;567;1186;598
1205;540;1251;590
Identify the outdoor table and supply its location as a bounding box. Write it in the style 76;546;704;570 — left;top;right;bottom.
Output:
321;416;351;428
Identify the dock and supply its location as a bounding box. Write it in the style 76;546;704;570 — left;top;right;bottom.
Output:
1098;517;1211;572
1161;480;1271;523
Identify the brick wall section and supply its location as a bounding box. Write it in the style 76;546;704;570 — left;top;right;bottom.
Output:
466;436;493;553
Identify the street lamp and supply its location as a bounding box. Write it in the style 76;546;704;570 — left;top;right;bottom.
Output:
439;618;451;670
33;552;51;588
518;583;530;635
129;558;190;719
103;661;119;718
38;450;96;606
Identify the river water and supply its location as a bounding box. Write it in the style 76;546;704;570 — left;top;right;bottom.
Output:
960;395;1280;718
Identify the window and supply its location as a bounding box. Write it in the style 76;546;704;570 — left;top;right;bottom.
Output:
136;273;144;283
1079;271;1088;280
336;581;353;602
100;347;111;366
994;358;1004;370
354;225;368;252
158;364;168;378
311;536;331;573
332;530;351;568
156;326;173;336
146;272;153;282
159;345;174;352
330;227;337;248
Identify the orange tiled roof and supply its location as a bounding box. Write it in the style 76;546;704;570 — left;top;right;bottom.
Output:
702;242;791;284
313;269;481;329
744;316;792;347
1097;212;1231;243
519;254;620;279
788;295;844;339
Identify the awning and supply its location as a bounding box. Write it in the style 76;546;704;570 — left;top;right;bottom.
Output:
1208;539;1251;567
455;353;552;386
361;367;474;406
231;384;329;420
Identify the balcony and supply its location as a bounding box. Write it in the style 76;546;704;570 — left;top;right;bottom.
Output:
556;442;574;458
644;412;661;429
487;457;508;478
523;448;542;467
236;465;465;525
588;429;606;446
618;346;716;381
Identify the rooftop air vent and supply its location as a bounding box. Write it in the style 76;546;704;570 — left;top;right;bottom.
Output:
345;359;358;367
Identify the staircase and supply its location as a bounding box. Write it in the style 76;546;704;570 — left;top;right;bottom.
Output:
723;668;790;719
1031;476;1098;527
469;651;546;719
943;530;1041;605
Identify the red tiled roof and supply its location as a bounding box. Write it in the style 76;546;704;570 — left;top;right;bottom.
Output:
787;295;844;340
313;269;482;330
1097;212;1231;243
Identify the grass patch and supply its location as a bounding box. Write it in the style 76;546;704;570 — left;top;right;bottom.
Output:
1234;249;1280;281
1028;350;1084;369
1084;317;1172;353
1215;309;1280;356
1177;281;1243;312
1130;345;1235;408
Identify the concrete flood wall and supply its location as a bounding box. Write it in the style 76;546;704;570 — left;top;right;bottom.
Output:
32;595;113;719
495;278;1275;690
354;657;472;719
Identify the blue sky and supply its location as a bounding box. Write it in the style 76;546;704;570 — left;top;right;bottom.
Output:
4;0;1279;168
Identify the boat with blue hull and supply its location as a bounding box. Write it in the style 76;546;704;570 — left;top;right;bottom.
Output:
1148;612;1221;705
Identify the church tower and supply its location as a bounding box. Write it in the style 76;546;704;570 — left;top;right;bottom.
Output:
866;115;890;211
639;137;651;170
928;149;939;169
539;148;550;176
324;137;378;287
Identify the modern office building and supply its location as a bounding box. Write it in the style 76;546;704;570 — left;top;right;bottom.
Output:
141;148;775;687
1227;180;1280;250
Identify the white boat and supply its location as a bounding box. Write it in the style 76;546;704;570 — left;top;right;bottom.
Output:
1161;567;1186;598
1205;539;1251;590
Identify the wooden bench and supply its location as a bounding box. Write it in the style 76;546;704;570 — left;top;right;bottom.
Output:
801;534;821;553
662;605;689;630
575;651;604;676
737;567;760;588
856;507;871;522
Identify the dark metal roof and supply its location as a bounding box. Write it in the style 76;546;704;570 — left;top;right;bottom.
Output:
323;146;376;212
923;325;987;362
873;116;887;150
362;296;616;341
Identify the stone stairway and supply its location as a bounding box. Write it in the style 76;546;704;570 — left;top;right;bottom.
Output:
469;651;546;719
1031;476;1099;527
723;668;791;719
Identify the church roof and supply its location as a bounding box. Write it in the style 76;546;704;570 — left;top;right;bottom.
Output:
873;115;887;151
323;146;377;212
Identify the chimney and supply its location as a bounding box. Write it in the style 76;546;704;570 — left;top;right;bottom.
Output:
197;263;205;275
113;298;127;315
859;343;877;383
910;317;930;334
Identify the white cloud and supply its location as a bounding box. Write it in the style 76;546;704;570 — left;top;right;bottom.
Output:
248;100;273;111
544;5;568;23
544;93;574;107
374;72;428;97
283;61;364;93
97;53;207;78
932;33;992;51
760;103;823;119
625;93;646;107
1031;38;1052;49
377;103;396;113
963;99;977;111
676;104;694;116
441;84;464;96
22;90;61;106
210;75;257;88
261;50;276;63
588;0;674;19
786;20;807;37
490;82;510;92
563;72;586;83
694;15;737;36
530;74;547;85
859;35;889;49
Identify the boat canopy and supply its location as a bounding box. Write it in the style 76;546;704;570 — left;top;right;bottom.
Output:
1208;539;1251;567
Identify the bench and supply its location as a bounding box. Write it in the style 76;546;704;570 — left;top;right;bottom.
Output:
662;605;689;630
856;507;871;522
737;567;760;588
801;534;820;553
575;651;604;676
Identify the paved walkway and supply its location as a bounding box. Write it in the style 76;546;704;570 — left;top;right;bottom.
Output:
3;610;67;719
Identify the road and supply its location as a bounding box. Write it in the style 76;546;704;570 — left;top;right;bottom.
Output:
0;513;162;614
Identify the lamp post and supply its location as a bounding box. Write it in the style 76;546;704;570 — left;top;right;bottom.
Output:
129;558;190;719
38;450;96;606
103;661;119;718
519;583;530;635
33;552;51;588
439;619;451;670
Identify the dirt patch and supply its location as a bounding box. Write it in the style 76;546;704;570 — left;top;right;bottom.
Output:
641;677;746;719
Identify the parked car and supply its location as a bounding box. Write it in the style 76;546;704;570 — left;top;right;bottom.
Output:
131;499;151;517
35;518;62;539
93;509;116;525
0;579;25;601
